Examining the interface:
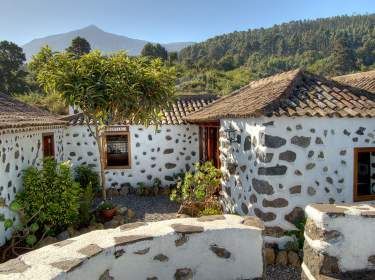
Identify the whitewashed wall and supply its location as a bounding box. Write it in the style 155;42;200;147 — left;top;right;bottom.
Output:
0;215;264;280
220;117;375;245
64;124;200;188
303;203;375;279
0;128;65;245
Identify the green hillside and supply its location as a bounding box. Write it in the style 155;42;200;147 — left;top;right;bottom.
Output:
176;14;375;95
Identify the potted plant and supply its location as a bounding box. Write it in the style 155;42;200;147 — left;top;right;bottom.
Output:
97;201;116;219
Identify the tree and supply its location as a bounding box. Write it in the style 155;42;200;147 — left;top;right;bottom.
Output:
0;41;28;95
329;33;357;75
66;37;91;58
30;47;176;199
141;43;168;60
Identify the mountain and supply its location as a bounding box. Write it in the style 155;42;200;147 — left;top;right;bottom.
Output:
22;25;194;60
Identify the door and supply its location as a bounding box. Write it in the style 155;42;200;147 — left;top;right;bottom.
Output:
199;123;220;168
43;133;55;158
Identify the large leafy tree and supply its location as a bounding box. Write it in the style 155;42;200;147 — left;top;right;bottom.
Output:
66;36;91;58
30;47;176;198
0;41;28;95
329;33;357;75
141;43;168;61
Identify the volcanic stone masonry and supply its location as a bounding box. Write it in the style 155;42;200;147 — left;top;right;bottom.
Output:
0;128;64;245
0;215;264;280
64;124;199;188
219;116;375;245
302;203;375;279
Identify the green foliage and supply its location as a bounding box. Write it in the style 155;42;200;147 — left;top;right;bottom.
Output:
0;40;28;95
15;91;68;114
97;201;115;211
284;217;307;252
170;161;222;204
199;206;222;216
75;165;100;193
18;158;81;232
176;14;375;94
141;43;168;60
66;36;91;58
30;47;176;128
153;177;162;188
78;182;95;226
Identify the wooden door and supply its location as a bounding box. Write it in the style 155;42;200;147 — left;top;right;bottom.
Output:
199;124;220;168
43;134;55;158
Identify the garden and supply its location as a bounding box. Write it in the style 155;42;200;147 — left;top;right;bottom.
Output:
0;159;224;263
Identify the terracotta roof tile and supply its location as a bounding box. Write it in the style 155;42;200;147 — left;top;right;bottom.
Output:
333;70;375;93
62;94;218;126
0;93;66;130
185;69;375;122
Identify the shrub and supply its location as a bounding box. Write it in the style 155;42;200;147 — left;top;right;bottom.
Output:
18;158;81;233
199;205;222;216
75;165;100;193
78;182;95;226
170;161;222;204
97;201;115;211
284;218;307;253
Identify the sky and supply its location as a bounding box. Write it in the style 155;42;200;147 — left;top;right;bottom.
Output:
1;0;375;46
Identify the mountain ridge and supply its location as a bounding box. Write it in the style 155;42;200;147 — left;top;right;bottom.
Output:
22;25;194;60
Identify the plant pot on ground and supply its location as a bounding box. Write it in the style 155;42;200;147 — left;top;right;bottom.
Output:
97;201;117;219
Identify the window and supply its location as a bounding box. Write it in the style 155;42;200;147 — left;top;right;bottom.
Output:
104;132;131;169
42;133;55;158
354;148;375;201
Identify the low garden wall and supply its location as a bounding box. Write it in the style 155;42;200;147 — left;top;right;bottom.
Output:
0;215;264;280
302;203;375;279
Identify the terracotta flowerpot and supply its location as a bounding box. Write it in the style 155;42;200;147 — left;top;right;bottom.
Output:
101;208;116;219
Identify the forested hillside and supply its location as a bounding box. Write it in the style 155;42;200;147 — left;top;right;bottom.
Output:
176;14;375;95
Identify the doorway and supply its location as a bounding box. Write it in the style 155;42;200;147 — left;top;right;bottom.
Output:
42;133;55;158
199;122;220;168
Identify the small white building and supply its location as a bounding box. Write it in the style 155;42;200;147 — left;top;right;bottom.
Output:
186;69;375;245
0;93;66;244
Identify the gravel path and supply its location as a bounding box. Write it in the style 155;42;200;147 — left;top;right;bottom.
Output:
265;265;301;280
107;194;180;222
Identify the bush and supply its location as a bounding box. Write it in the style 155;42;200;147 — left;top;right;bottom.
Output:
170;161;222;204
75;165;100;193
78;182;95;226
97;201;115;211
18;158;81;233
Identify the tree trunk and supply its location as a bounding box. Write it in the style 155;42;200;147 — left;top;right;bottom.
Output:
94;125;107;200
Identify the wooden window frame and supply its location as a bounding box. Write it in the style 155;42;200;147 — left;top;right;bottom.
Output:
102;131;131;169
353;147;375;202
42;132;55;158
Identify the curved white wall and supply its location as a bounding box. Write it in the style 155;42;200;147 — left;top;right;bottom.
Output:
0;215;264;280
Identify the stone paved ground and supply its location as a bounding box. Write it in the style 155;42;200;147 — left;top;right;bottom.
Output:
107;194;180;222
265;265;301;280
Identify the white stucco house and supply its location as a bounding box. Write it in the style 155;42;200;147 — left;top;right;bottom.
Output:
0;93;217;245
186;68;375;244
1;68;375;246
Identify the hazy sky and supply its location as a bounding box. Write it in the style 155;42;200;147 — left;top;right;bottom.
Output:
1;0;374;46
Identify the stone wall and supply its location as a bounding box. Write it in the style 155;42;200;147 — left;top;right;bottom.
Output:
0;128;65;245
0;215;264;280
64;124;199;188
220;117;375;245
302;203;375;279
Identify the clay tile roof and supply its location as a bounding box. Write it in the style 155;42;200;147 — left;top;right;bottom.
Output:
333;69;375;94
0;93;66;130
61;94;218;126
185;69;375;122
